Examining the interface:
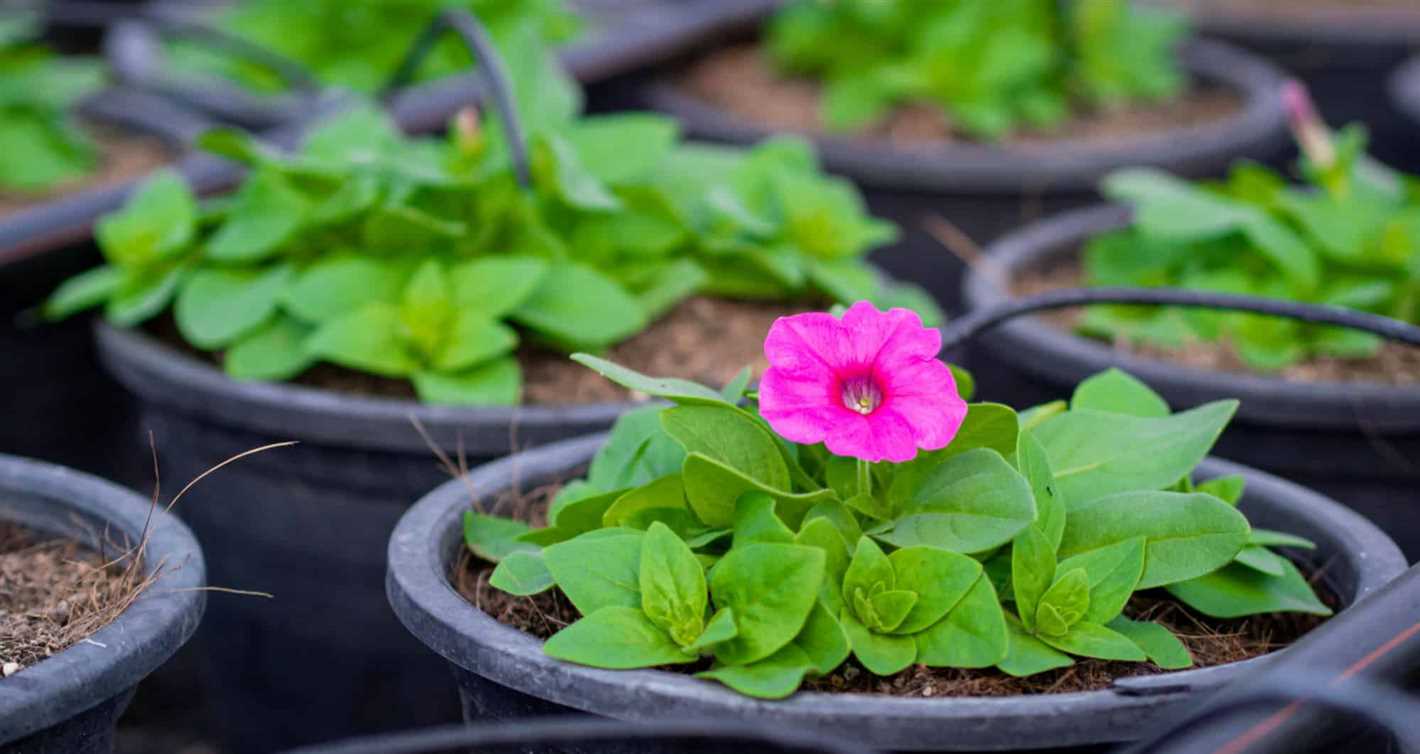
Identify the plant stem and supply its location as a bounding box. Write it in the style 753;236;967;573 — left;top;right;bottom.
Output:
857;459;872;499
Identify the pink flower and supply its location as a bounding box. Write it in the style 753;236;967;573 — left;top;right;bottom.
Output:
758;301;967;463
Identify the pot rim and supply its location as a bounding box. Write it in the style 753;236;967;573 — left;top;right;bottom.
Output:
386;434;1406;751
961;203;1420;431
1388;55;1420;127
94;321;643;456
1173;1;1420;46
0;454;206;743
644;38;1288;193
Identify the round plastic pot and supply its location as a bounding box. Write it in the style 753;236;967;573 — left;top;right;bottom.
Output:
962;204;1420;562
386;434;1406;754
0;453;205;754
640;38;1288;315
1389;55;1420;149
1180;2;1420;170
92;323;639;754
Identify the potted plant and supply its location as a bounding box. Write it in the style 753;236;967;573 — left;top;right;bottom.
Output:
637;0;1290;313
387;300;1405;752
44;33;939;748
1164;0;1420;170
961;86;1420;560
0;453;205;754
105;0;780;133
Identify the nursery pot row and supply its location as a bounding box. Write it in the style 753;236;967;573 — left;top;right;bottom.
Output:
385;434;1407;754
0;454;205;754
962;204;1420;561
641;38;1289;315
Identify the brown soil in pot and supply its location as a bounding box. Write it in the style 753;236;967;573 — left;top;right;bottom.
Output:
450;485;1334;698
677;45;1243;149
0;521;149;674
152;296;811;405
1013;259;1420;386
0;126;171;220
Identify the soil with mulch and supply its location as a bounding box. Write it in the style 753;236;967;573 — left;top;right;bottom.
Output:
1013;258;1420;386
0;126;171;219
0;521;146;675
676;45;1243;149
450;485;1334;698
152;296;810;404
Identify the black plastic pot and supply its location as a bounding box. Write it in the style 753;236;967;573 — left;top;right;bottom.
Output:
106;0;780;133
0;453;205;754
386;434;1406;754
962;204;1420;562
1131;563;1420;754
1173;0;1420;171
92;322;645;754
1389;55;1420;160
641;38;1288;315
279;718;879;754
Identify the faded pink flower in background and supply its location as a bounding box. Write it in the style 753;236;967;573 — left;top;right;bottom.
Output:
758;301;966;463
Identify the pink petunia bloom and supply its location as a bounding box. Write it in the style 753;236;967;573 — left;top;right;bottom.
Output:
758;301;967;463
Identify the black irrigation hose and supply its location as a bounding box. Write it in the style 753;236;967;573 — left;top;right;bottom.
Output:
940;287;1420;354
1121;670;1420;753
279;717;879;754
32;1;321;93
382;8;532;188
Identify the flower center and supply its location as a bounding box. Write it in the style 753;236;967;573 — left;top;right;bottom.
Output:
841;375;883;415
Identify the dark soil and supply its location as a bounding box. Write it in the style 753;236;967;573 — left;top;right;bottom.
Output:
154;296;810;405
450;486;1333;698
0;126;170;219
1014;258;1420;386
677;45;1243;148
0;521;148;675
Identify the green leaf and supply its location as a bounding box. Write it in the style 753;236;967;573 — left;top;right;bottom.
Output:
842;611;917;676
998;618;1074;677
639;522;708;647
44;265;121;320
450;256;549;319
1107;617;1192;670
1249;528;1316;550
1040;621;1148;661
565;113;679;183
543;531;644;615
1235;545;1286;576
915;576;1009;668
1036;401;1238;506
1017;429;1066;551
176;265;292;349
1057;536;1145;624
306;303;419;377
733;493;796;547
1197;475;1246;506
710;543;825;665
795;517;851;614
224;315;315;381
603;475;688;528
663;405;791;494
489;551;554;596
938;403;1018;459
1035;569;1090;637
681;454;834;533
697;644;815;699
587;406;688;490
463;511;534;562
880;449;1036;553
512;264;646;350
569;354;729;406
685;608;739;654
282;256;406;323
1011;525;1056;634
434;313;518;372
889;546;982;635
1071;368;1169;417
794;601;851;674
534;133;621;211
544;607;695;669
107;266;186;327
842;536;896;627
97;171;196;267
412;359;521;405
1061;490;1250;589
1166;559;1332;618
205;168;309;262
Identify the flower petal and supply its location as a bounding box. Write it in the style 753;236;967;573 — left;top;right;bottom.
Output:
764;312;852;373
840;302;939;370
825;408;920;463
759;365;845;446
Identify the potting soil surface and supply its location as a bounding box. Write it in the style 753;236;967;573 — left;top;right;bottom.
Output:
0;127;170;220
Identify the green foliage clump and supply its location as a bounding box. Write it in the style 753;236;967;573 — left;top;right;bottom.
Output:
1085;127;1420;371
765;0;1186;139
170;0;579;94
468;364;1328;698
46;43;927;406
0;15;106;191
